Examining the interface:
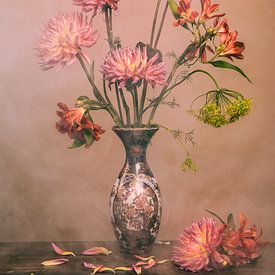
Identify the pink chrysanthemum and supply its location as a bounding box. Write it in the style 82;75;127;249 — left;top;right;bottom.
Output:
172;218;228;272
73;0;119;15
35;12;99;71
101;47;166;88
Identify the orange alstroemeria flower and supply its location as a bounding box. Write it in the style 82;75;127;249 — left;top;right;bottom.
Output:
199;0;225;23
221;213;264;266
217;31;245;60
56;102;105;143
213;18;229;36
173;0;199;27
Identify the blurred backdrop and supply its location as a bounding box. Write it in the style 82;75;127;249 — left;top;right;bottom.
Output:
0;0;274;242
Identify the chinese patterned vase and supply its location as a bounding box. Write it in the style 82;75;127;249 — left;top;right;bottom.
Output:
110;127;162;254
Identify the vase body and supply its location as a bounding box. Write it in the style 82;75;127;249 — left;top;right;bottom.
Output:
110;127;162;254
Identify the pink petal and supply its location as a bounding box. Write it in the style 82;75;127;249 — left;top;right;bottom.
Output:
83;261;97;269
157;259;169;264
144;259;156;269
134;261;148;267
82;247;112;256
133;264;142;274
41;258;69;266
51;243;75;256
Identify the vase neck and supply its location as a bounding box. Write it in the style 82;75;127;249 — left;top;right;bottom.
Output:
113;127;159;168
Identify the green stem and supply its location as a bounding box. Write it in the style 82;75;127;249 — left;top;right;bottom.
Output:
76;54;121;126
153;2;168;49
138;81;148;125
115;81;124;125
105;9;114;49
150;0;162;47
119;88;131;127
130;88;139;126
148;61;180;123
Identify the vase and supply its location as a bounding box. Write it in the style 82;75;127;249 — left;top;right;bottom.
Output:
110;126;162;254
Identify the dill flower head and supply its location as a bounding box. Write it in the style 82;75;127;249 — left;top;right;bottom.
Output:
34;12;99;71
101;47;166;89
226;98;252;123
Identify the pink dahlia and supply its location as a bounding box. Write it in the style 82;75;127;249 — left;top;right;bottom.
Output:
35;13;99;71
73;0;119;15
172;218;228;272
101;47;166;88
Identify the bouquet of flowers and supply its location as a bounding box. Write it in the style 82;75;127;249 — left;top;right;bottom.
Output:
34;0;252;168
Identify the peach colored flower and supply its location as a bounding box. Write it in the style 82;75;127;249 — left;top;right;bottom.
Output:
217;31;245;60
213;18;229;36
56;102;105;143
173;0;199;27
73;0;119;15
35;13;99;71
172;218;228;272
221;213;265;266
101;47;166;88
199;0;225;23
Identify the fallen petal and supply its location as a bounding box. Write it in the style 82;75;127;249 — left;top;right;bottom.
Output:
92;265;104;274
41;258;69;266
133;264;142;275
98;267;115;273
83;261;97;269
134;255;154;261
144;259;156;269
82;247;112;256
134;261;148;267
114;266;133;271
51;243;75;256
157;259;169;264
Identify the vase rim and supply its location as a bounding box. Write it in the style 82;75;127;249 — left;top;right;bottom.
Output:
112;125;159;131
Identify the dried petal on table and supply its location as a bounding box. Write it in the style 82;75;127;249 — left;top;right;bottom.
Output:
157;259;169;264
82;246;112;256
133;264;142;274
134;255;155;261
144;258;157;269
41;258;69;266
83;261;97;269
114;266;133;271
51;242;75;256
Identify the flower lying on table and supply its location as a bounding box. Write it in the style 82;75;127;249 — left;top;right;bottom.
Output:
172;212;267;272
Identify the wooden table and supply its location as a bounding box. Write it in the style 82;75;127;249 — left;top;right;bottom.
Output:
0;242;274;274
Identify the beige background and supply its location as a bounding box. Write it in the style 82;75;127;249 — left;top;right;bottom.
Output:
0;0;274;242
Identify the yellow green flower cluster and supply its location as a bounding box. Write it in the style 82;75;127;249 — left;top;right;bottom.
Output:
196;98;252;128
226;98;252;123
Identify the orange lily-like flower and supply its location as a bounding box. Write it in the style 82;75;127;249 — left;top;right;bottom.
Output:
173;0;199;27
56;102;105;144
199;0;225;23
213;18;229;36
221;213;265;266
217;31;245;60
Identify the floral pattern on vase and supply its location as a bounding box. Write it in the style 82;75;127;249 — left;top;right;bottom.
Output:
110;127;161;254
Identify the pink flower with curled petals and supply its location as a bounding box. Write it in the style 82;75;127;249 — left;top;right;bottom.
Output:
34;13;99;71
199;0;225;23
172;218;228;272
217;31;245;60
173;0;199;27
73;0;119;15
101;47;166;89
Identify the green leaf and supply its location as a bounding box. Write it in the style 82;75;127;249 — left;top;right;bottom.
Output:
168;0;179;19
205;209;226;225
75;96;105;111
208;60;252;83
69;138;85;149
227;213;236;230
83;129;94;146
